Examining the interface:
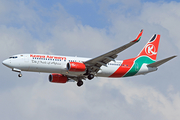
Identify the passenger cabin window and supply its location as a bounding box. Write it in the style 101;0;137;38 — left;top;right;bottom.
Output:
9;56;17;59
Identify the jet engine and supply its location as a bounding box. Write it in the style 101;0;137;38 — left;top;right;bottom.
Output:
49;73;68;83
67;62;86;72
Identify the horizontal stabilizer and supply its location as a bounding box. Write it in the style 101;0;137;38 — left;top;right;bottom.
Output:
147;55;177;67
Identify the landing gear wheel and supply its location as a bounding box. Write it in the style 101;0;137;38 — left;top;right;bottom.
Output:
77;81;83;87
88;74;94;80
18;73;22;77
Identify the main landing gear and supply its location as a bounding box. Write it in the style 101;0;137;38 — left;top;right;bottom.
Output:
76;74;95;87
77;80;83;87
88;74;94;80
84;69;95;80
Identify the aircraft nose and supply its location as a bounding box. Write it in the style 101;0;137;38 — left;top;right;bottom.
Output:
2;59;10;66
2;60;6;65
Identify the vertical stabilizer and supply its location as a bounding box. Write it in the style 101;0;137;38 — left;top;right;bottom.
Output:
138;34;160;61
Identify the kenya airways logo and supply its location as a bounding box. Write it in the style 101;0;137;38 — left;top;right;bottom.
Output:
145;44;157;56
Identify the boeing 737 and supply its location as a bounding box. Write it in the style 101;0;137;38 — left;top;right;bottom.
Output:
2;30;177;87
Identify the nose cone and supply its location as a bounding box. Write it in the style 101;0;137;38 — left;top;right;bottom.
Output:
2;60;6;65
2;59;10;67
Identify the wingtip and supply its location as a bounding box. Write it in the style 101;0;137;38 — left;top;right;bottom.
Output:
172;55;177;58
132;29;143;42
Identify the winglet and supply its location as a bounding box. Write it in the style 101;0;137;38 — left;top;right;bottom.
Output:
132;29;143;42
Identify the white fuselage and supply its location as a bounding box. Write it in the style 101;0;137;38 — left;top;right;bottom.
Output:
2;54;156;78
2;54;124;77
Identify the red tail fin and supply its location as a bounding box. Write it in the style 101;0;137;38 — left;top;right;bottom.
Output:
138;34;160;61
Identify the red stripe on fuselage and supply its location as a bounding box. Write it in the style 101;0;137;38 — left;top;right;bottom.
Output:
109;58;135;77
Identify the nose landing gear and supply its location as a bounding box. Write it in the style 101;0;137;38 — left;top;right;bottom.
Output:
12;68;22;77
18;73;22;77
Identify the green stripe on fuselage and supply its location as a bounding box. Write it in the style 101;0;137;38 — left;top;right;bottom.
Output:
123;56;155;77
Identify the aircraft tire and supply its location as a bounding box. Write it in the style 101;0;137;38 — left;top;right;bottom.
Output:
77;81;83;87
88;74;94;80
18;73;22;77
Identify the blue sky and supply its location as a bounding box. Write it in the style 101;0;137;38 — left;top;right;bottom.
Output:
34;0;180;28
0;0;180;120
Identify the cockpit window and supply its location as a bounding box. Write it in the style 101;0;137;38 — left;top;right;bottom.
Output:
9;56;18;59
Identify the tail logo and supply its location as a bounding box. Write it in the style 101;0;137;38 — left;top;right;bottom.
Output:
145;44;157;56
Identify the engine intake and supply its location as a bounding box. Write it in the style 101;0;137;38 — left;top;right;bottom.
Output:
49;73;68;83
67;62;86;72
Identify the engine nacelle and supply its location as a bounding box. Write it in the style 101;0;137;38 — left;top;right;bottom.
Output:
49;73;68;83
67;62;86;72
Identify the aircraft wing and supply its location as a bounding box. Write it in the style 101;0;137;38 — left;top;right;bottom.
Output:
84;29;143;73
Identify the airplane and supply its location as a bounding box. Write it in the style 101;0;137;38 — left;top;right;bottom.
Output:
2;30;177;87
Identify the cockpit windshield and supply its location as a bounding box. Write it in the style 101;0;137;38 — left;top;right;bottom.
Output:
9;56;18;59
